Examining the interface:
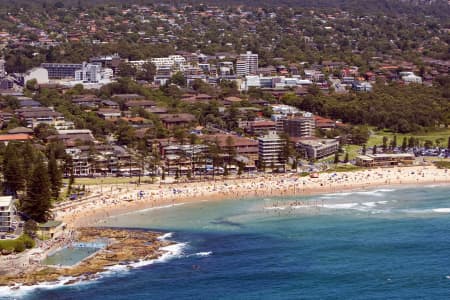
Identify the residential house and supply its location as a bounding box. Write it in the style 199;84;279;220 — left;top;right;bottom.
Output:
15;107;64;128
124;100;156;110
97;108;121;120
160;113;196;129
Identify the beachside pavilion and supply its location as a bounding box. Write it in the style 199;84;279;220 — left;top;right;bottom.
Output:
37;220;66;240
356;153;415;167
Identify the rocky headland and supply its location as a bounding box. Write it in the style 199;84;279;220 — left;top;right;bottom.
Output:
0;228;171;288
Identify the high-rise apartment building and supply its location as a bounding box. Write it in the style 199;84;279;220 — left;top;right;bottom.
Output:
258;131;286;169
236;51;258;77
283;115;315;137
0;59;5;78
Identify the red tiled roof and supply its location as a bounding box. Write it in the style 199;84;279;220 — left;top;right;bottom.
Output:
0;133;33;141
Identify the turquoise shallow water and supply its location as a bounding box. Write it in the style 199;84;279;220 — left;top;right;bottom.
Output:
4;185;450;299
42;246;101;267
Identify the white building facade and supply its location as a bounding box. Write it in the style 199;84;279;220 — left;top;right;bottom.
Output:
258;131;286;169
0;196;14;233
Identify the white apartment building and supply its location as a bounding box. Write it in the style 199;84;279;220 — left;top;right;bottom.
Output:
0;196;14;233
236;51;258;77
75;62;113;83
236;60;248;77
150;55;187;70
0;59;5;78
243;75;312;91
402;74;422;84
240;51;258;75
258;131;286;169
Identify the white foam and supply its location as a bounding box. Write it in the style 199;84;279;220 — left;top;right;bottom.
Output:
402;207;450;215
0;242;188;297
324;189;395;198
432;208;450;213
192;251;212;257
158;232;173;240
0;275;90;297
264;206;287;210
323;203;359;209
156;243;187;263
121;203;186;216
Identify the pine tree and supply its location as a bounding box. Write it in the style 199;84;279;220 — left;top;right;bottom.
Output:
48;150;62;199
21;142;36;185
382;137;388;152
401;137;407;152
334;152;339;164
392;135;397;149
408;136;415;149
3;143;25;196
22;156;52;223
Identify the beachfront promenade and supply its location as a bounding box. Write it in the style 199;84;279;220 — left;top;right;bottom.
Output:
55;166;450;228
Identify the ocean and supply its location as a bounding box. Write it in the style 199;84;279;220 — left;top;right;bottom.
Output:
4;185;450;299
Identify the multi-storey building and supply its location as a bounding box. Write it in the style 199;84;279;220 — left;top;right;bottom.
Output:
0;196;14;233
150;55;187;70
0;58;5;78
41;63;83;79
90;54;122;74
283;115;315;137
258;131;286;169
294;138;339;160
239;51;258;75
74;62;113;83
236;60;248;77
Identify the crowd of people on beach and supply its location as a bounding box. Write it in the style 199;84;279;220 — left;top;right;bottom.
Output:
54;166;449;228
1;166;448;280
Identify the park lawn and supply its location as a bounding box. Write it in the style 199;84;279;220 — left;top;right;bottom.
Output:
367;128;450;147
325;164;363;173
343;144;362;160
0;234;35;252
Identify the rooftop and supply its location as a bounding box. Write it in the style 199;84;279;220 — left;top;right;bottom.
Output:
38;220;63;228
0;196;13;207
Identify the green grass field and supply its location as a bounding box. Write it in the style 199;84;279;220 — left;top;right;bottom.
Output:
367;128;450;147
343;128;450;160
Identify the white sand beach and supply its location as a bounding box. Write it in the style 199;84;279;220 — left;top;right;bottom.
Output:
54;166;450;228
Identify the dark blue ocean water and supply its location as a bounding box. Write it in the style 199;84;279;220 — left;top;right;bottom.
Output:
4;185;450;299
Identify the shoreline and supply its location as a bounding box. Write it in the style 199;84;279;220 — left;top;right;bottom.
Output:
0;166;449;293
56;165;450;228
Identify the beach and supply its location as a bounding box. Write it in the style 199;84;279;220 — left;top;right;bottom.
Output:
1;166;450;298
55;165;450;228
